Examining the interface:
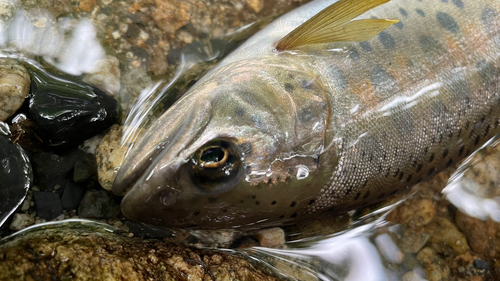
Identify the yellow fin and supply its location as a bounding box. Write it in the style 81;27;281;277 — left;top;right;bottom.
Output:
276;0;399;51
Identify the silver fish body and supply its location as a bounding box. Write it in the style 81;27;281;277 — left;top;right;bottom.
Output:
114;0;500;229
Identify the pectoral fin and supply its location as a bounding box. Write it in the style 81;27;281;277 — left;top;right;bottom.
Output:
276;0;399;51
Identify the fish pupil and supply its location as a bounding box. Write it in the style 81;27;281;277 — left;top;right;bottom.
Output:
201;147;225;163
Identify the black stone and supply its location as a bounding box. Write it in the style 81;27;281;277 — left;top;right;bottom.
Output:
78;189;121;219
61;181;85;210
32;149;86;191
473;259;489;272
0;136;33;228
28;69;119;146
73;152;97;183
33;191;62;220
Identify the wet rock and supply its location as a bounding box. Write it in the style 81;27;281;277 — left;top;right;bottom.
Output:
0;59;30;121
78;189;120;219
254;227;285;248
247;0;264;13
428;217;470;255
28;69;119;146
417;247;450;281
9;213;34;231
387;198;435;229
61;182;85;211
96;125;143;192
455;210;500;258
33;191;62;220
0;221;276;280
32;149;86;192
73;152;97;183
402;270;426;281
82;56;121;96
0;136;33;228
473;259;489;272
9;114;46;153
398;228;430;254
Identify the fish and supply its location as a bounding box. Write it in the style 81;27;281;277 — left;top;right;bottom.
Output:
113;0;500;229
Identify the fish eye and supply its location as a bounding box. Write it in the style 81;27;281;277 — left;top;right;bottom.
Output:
189;139;244;193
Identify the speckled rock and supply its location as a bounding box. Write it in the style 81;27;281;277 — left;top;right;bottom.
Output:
427;217;470;255
387;198;436;229
95;125;138;192
0;223;277;280
417;247;450;281
254;227;285;248
9;213;34;231
0;59;31;121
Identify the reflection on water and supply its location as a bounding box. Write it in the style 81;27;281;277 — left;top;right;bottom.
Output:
0;1;104;75
235;200;426;281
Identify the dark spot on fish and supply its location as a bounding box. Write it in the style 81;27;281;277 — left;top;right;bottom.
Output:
429;153;435;163
416;178;423;184
291;213;297;218
290;201;297;207
327;207;336;212
369;154;373;162
279;215;285;219
424;147;429;154
412;160;417;167
427;168;435;176
383;152;387;160
362;178;368;187
442;149;448;158
398;172;404;180
298;107;315;124
465;148;471;156
438;134;443;143
481;8;500;46
477;60;500;88
194;211;200;216
407;174;413;182
495;120;499;128
235;107;246;117
394;168;400;177
370;66;396;95
346;187;352;195
452;0;463;9
284;83;294;92
446;158;453;168
437;12;460;33
377;193;386;199
457;127;462;137
348;47;360;60
484;125;490;137
448;131;453;139
363;191;371;199
271;201;276;205
240;200;244;203
416;9;425;17
416;164;423;172
208;197;218;203
301;79;314;89
378;31;396;49
399;8;408;17
308;199;316;205
386;167;391;177
390;189;398;195
419;36;444;54
251;195;256;199
255;201;260;205
326;65;348;89
458;146;464;156
481;116;486;123
354;192;361;200
222;209;227;213
360;41;372;52
394;22;404;30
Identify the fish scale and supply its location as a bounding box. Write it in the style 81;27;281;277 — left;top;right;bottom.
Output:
114;0;500;229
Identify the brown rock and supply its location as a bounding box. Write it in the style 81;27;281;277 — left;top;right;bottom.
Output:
79;0;96;12
247;0;264;13
254;227;285;248
153;0;192;34
428;217;470;255
455;210;500;258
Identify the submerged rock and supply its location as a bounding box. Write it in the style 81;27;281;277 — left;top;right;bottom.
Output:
0;59;31;122
0;220;277;280
28;68;119;146
0;136;33;228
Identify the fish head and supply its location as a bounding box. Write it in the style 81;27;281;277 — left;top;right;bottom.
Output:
113;60;336;229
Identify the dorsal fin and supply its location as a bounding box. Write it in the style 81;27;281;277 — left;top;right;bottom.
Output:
276;0;399;51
